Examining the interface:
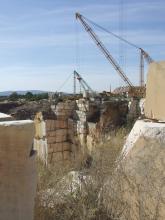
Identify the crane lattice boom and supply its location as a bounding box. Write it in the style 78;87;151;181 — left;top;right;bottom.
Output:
76;13;133;87
74;70;94;95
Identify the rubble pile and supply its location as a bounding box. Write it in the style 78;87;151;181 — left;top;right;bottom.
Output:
10;100;53;120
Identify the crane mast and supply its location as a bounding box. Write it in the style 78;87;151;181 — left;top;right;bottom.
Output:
74;70;94;95
140;48;153;64
76;13;133;88
140;51;144;86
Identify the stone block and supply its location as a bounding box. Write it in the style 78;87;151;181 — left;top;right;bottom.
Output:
68;119;77;134
47;153;53;163
0;120;36;220
47;130;56;137
63;151;71;160
47;136;55;144
51;143;63;152
55;129;68;142
52;152;63;162
63;142;71;151
48;144;53;153
45;120;56;131
55;101;75;119
145;61;165;121
55;119;68;129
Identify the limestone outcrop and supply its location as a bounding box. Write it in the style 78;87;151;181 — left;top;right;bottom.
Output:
0;120;36;220
106;120;165;220
122;119;165;155
145;61;165;121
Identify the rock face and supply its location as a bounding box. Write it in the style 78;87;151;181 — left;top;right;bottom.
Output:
10;100;53;120
127;98;141;122
145;61;165;121
0;120;36;220
107;120;165;220
0;102;21;114
99;100;128;131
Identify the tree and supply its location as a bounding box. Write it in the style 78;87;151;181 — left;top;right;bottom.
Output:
9;92;19;101
25;92;34;100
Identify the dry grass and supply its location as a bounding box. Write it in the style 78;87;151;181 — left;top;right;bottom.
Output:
34;127;129;220
102;137;165;220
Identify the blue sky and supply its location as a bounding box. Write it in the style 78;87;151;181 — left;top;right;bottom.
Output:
0;0;164;92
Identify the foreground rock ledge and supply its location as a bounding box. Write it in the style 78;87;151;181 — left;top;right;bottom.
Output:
0;120;36;220
123;119;165;155
105;120;165;220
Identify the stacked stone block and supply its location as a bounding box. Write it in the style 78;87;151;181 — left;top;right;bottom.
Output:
55;101;75;119
46;119;71;163
34;101;76;164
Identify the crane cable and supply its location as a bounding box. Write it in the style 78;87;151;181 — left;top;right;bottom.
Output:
56;72;73;92
82;15;140;50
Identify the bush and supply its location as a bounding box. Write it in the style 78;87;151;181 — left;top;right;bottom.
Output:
9;92;19;101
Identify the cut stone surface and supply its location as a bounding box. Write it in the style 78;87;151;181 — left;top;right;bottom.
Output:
0;120;36;220
122;119;165;155
145;61;165;121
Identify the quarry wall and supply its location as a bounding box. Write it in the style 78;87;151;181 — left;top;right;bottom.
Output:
34;98;129;165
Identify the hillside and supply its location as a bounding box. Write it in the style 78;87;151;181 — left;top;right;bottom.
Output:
0;90;48;97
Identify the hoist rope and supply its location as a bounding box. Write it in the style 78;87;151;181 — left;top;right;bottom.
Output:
57;72;73;91
82;15;140;50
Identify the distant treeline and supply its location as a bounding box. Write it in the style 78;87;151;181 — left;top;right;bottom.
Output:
3;91;48;101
